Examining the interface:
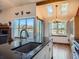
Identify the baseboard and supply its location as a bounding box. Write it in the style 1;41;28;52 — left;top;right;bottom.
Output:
53;42;70;45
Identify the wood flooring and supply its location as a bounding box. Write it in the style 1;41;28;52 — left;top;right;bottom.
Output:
53;44;72;59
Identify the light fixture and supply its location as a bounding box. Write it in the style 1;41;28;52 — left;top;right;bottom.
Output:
53;5;60;23
53;5;62;23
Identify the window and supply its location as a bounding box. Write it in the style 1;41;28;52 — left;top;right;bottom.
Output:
49;21;67;35
12;19;20;37
47;5;53;16
35;20;44;42
12;18;44;43
12;18;35;42
61;3;68;15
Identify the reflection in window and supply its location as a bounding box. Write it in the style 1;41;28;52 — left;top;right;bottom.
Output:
61;3;68;15
49;21;67;35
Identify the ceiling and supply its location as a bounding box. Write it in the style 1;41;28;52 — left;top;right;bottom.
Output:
0;0;45;10
0;0;68;10
37;0;66;5
36;0;79;21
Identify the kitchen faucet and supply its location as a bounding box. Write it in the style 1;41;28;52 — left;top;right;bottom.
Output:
20;28;29;45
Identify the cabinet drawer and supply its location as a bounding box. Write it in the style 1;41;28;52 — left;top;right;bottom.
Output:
33;43;50;59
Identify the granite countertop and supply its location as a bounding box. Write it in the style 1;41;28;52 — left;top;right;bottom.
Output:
0;39;49;59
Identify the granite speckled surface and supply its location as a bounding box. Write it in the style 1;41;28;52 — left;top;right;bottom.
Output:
0;39;49;59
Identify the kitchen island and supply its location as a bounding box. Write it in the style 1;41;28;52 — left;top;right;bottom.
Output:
0;38;53;59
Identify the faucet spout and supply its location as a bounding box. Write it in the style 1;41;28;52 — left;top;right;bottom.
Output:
20;29;29;45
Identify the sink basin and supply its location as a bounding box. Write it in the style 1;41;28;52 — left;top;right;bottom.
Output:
13;42;41;53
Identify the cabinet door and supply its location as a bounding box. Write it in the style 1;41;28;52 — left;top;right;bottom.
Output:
49;42;53;59
33;42;52;59
45;44;50;59
33;46;46;59
33;51;43;59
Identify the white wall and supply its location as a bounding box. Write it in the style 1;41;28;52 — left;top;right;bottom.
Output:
0;3;36;23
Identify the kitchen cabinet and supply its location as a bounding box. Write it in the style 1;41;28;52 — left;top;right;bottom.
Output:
0;38;53;59
70;35;79;59
49;41;53;59
33;45;47;59
75;16;79;39
71;43;79;59
33;41;53;59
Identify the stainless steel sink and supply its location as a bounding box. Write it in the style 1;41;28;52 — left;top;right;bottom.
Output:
13;42;41;53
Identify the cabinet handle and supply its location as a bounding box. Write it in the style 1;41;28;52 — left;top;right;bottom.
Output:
73;52;75;53
49;48;50;52
47;44;49;46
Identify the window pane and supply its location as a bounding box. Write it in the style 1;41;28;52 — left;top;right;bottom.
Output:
19;19;27;37
61;3;68;15
12;19;19;37
47;5;53;16
49;21;66;35
20;19;26;29
27;18;34;42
